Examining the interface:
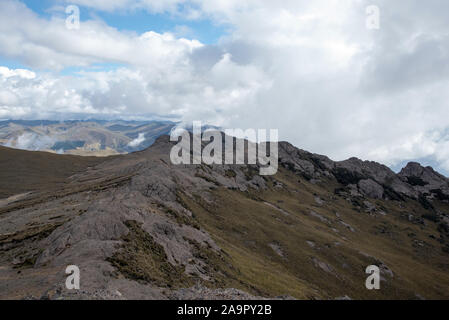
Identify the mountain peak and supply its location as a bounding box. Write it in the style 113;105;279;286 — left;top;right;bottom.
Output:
398;161;449;196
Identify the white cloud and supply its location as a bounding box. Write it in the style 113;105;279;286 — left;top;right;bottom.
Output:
0;67;36;79
5;132;55;151
0;1;202;71
0;0;449;174
128;133;146;147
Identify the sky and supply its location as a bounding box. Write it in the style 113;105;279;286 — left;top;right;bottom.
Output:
0;0;449;175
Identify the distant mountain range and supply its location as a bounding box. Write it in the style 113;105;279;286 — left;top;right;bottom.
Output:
0;120;175;156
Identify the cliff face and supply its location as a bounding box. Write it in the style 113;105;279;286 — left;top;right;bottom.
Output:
0;135;448;300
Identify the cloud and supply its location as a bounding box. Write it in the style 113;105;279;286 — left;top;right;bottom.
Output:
5;132;55;151
0;0;449;174
0;67;36;79
0;1;202;71
128;133;146;147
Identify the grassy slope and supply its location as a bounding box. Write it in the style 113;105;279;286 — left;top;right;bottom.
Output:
0;146;107;199
182;166;449;299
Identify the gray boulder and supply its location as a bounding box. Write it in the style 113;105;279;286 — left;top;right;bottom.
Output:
358;179;384;199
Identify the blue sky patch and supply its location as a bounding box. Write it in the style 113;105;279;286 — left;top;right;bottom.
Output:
20;0;227;44
1;1;228;74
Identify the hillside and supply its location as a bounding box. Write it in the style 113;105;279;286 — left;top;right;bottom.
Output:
0;145;108;199
0;135;448;300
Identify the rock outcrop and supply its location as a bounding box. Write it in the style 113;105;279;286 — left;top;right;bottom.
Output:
278;142;446;201
399;162;449;201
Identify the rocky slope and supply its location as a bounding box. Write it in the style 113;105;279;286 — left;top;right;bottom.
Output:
0;134;448;300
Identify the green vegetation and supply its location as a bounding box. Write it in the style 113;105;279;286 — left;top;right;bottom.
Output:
181;166;449;299
107;220;193;288
107;220;241;290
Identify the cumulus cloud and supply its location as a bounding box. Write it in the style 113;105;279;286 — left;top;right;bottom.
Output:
128;133;146;147
0;0;449;174
0;67;36;79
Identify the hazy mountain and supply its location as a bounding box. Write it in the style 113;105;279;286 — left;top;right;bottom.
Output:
0;120;175;156
0;134;448;300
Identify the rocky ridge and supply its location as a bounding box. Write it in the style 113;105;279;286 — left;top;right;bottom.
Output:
0;134;448;300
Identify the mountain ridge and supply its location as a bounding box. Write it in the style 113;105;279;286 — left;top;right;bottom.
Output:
0;133;448;300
